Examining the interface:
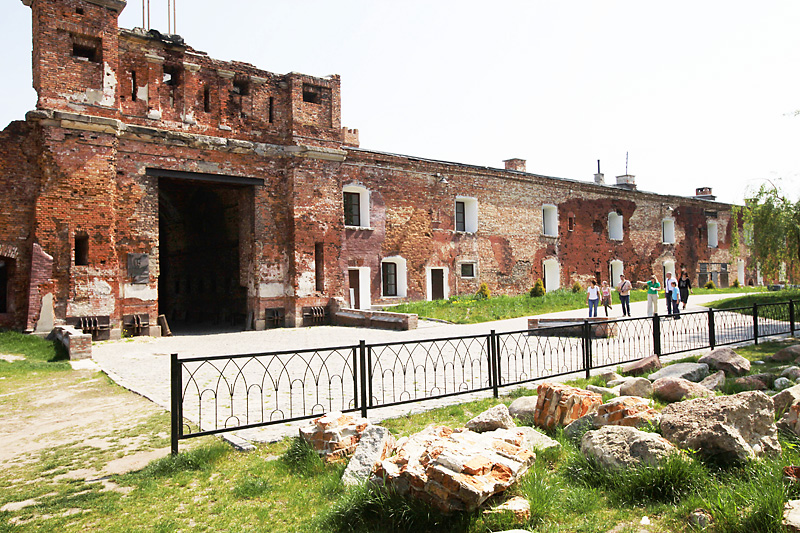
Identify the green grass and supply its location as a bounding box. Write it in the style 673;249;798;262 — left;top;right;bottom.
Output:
706;288;800;311
0;329;70;376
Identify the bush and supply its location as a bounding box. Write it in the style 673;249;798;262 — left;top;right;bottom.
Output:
530;279;545;297
476;282;491;299
732;279;741;288
704;280;717;290
571;281;583;293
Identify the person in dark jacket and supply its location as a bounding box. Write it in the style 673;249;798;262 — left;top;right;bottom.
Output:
678;271;693;310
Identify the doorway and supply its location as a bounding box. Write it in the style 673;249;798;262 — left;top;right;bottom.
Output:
347;267;370;310
543;259;560;292
427;267;448;300
0;258;9;314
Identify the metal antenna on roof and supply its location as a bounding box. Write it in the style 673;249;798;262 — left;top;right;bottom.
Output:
167;0;171;34
597;160;600;174
625;152;629;175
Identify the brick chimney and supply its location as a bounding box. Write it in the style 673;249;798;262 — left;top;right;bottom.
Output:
695;187;716;201
504;158;526;172
615;174;636;190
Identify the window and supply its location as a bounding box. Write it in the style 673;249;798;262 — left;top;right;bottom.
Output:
315;243;324;292
343;185;369;228
268;96;274;123
381;257;407;297
203;85;211;112
302;84;322;104
608;211;623;240
232;77;250;96
707;220;718;248
454;197;478;233
542;204;558;237
460;263;476;278
163;65;180;108
568;215;575;232
71;34;101;62
543;258;560;292
131;70;137;102
662;219;675;244
592;220;603;233
0;258;8;313
75;233;89;266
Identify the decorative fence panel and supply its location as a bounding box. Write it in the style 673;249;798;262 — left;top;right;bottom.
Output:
171;299;797;453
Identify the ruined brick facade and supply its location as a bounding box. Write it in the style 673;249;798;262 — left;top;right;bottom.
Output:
0;0;751;332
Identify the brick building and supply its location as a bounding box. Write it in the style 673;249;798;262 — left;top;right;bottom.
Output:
0;0;751;334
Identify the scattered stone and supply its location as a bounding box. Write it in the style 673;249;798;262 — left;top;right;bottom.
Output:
782;367;800;381
606;377;634;387
621;355;662;377
465;404;516;432
299;411;369;462
515;426;561;453
688;508;713;529
771;344;800;363
660;391;781;463
778;404;800;436
482;496;531;523
648;362;709;383
580;425;677;469
773;384;800;416
533;382;602;430
587;384;620;397
563;413;596;442
619;377;653;398
700;370;726;391
784;465;800;483
753;360;766;365
784;500;800;532
508;396;538;420
377;426;535;512
775;377;795;391
652;377;714;402
734;374;773;391
598;371;623;384
341;425;396;486
593;396;660;428
698;347;751;377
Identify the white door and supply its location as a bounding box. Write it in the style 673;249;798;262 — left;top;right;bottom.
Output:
543;259;560;292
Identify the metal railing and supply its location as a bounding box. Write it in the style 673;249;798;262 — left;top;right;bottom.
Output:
171;299;797;453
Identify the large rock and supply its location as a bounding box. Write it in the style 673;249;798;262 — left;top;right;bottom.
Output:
377;426;535;512
299;411;370;462
515;426;561;453
598;371;623;384
699;370;726;391
532;382;602;430
621;355;662;377
587;384;620;397
781;366;800;381
773;384;800;416
771;344;800;363
784;500;800;532
580;425;677;469
508;396;537;420
483;496;531;523
778;403;800;437
342;425;396;486
466;404;515;432
619;377;654;398
734;373;773;391
775;377;795;391
653;377;714;402
648;362;709;383
563;413;596;442
660;391;781;462
593;396;660;428
698;347;751;377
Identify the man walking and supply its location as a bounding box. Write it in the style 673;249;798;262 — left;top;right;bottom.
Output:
617;274;632;317
638;275;661;316
664;272;676;314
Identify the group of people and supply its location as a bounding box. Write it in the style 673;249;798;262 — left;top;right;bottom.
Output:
586;271;693;318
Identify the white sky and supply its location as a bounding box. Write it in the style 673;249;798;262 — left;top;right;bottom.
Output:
3;0;799;205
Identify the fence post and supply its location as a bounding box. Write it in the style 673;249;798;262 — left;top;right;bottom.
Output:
170;353;181;455
708;308;716;349
582;320;592;379
489;330;499;398
352;346;359;413
653;314;662;357
359;340;368;418
790;300;796;337
753;304;759;345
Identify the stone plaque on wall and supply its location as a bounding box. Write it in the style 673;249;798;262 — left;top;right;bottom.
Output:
128;253;149;284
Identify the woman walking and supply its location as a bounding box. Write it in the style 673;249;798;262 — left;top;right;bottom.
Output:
587;279;600;317
600;280;612;317
678;271;693;310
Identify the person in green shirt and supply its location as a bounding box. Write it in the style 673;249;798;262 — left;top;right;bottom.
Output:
637;275;661;316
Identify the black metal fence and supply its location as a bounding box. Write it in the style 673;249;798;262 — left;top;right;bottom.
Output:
170;299;797;453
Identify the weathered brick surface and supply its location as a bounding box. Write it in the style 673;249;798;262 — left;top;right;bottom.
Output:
0;0;751;332
298;411;370;462
594;396;661;428
533;382;602;430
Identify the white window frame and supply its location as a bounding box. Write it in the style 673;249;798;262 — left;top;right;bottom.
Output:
454;196;478;233
459;261;477;279
543;258;560;292
380;256;407;298
542;204;558;237
662;218;675;244
608;211;623;241
343;184;370;229
707;220;718;248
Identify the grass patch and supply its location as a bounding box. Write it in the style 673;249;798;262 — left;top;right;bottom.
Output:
706;288;800;311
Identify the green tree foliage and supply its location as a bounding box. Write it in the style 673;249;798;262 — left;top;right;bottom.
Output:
741;185;800;283
530;279;545;297
475;282;491;299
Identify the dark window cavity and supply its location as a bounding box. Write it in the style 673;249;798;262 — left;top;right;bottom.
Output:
71;34;101;62
75;233;89;266
315;243;324;292
302;84;321;104
343;192;361;227
0;259;8;313
455;201;466;232
232;77;250;96
382;262;397;297
460;263;475;278
203;85;211;112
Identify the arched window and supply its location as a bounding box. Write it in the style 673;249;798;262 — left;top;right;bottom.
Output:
608;211;623;240
707;220;718;248
542;205;558;237
343;184;370;228
662;219;675;244
381;256;407;297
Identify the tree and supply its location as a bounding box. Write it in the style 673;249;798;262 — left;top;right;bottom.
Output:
739;184;800;284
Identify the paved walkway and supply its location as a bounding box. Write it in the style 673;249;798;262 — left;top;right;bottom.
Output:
92;293;753;446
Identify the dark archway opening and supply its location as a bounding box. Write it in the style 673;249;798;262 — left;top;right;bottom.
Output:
158;179;249;332
0;258;10;314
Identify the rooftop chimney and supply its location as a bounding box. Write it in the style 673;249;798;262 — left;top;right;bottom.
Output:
594;159;604;184
504;158;526;172
615;174;636;190
695;187;716;201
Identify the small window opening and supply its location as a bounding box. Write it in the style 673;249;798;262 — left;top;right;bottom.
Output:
315;243;325;292
76;6;84;14
592;220;603;233
163;65;179;108
460;263;475;278
343;191;361;227
71;34;101;62
568;215;575;232
232;77;250;96
203;85;211;112
0;259;8;313
131;70;137;102
75;233;89;266
455;201;466;232
268;96;274;123
302;84;321;104
382;262;397;297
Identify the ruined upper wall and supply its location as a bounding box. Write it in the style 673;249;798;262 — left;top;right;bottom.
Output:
22;0;354;148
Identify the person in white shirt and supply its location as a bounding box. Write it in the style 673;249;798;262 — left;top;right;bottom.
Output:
586;279;600;317
616;274;632;317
